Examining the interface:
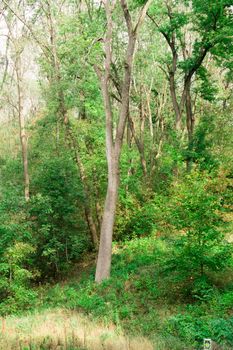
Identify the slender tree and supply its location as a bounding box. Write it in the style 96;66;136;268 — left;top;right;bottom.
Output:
148;0;233;166
3;7;30;201
95;0;152;283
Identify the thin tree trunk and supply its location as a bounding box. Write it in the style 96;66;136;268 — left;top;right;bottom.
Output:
64;119;99;249
71;135;99;248
125;121;133;192
128;114;147;177
169;72;182;130
95;0;152;283
15;58;30;202
45;0;99;248
4;6;30;202
185;80;195;171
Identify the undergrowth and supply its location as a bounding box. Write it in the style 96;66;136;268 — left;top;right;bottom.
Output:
36;236;233;350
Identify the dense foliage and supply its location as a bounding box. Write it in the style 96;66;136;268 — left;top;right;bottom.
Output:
0;0;233;348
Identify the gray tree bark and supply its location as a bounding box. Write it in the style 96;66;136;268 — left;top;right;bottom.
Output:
95;0;152;283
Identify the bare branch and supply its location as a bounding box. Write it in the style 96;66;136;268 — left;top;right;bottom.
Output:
134;0;153;35
2;0;51;59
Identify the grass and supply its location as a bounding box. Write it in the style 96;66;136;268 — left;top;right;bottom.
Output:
0;309;153;350
1;236;233;349
40;237;233;349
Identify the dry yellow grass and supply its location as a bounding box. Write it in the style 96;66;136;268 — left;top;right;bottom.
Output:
0;309;154;350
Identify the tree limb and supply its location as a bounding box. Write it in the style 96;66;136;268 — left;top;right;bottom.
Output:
2;0;51;59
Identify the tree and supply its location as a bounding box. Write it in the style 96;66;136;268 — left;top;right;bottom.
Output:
2;0;101;248
38;0;100;249
148;0;233;169
94;0;152;283
2;4;32;201
165;172;232;299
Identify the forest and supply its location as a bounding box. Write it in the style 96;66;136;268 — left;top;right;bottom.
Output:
0;0;233;349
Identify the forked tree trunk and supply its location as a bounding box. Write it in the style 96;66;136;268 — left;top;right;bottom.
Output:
148;10;213;139
95;0;152;283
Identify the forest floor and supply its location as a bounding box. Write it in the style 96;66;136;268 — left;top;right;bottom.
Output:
1;236;233;350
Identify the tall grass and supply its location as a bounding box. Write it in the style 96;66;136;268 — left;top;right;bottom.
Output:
0;309;154;350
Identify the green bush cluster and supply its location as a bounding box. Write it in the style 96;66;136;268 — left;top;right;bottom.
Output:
29;156;90;278
0;152;91;313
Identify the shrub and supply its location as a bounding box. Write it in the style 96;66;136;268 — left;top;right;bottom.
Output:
0;242;37;315
163;172;233;299
29;156;90;278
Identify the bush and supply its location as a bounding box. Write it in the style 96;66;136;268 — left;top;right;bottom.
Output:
0;242;37;315
165;313;233;349
163;171;233;299
29;156;90;278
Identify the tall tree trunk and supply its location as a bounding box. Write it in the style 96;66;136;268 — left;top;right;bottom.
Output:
15;57;30;201
185;80;194;171
128;114;147;177
45;0;99;248
125;121;134;192
95;0;152;283
169;72;182;130
95;161;119;281
69;129;99;248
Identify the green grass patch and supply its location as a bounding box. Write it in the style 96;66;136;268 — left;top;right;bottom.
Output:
35;236;233;349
